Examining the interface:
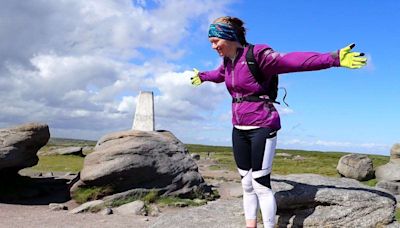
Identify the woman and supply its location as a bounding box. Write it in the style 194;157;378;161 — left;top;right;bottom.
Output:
191;16;366;228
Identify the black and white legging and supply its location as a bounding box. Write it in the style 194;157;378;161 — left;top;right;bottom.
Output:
232;127;277;228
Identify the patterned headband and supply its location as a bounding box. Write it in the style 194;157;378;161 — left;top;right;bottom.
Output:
208;22;239;42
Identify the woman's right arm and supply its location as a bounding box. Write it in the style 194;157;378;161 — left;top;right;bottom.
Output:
198;64;226;83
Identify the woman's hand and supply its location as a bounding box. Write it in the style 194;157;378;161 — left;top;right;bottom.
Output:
190;68;202;86
339;43;367;69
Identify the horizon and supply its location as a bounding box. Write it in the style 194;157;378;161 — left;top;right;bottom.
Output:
48;136;391;157
1;1;399;156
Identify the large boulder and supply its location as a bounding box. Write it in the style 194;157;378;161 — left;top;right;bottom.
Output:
0;123;50;176
390;143;400;164
375;144;400;199
336;154;374;181
376;144;400;182
71;130;207;198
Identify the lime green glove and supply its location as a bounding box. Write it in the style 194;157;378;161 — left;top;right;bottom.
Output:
190;68;202;86
339;43;367;69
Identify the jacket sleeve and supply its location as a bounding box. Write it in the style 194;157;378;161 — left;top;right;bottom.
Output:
198;64;225;83
256;46;341;76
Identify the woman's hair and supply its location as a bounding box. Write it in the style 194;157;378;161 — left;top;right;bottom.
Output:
213;16;247;46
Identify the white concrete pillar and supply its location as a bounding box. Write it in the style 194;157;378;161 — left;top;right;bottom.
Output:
132;91;155;131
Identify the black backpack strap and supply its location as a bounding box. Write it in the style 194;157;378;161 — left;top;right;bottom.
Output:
245;44;289;106
245;44;263;85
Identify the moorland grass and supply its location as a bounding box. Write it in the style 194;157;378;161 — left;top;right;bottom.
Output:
72;185;114;204
27;155;84;173
28;142;390;182
24;140;395;216
187;144;390;179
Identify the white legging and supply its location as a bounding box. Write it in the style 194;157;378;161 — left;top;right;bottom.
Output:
233;127;277;228
241;169;276;227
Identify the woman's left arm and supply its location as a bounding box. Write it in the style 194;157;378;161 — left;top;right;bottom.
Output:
257;44;366;75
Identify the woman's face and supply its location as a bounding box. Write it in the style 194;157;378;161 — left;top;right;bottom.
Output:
209;37;237;58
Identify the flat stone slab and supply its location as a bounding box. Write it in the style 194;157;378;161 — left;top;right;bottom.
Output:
151;174;397;228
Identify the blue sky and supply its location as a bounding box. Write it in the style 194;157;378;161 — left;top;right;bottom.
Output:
0;0;399;155
182;1;400;155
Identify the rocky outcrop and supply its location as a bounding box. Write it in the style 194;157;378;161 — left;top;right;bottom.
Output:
375;144;400;203
377;181;400;195
71;130;209;198
152;174;397;228
376;144;400;182
273;174;396;227
336;154;374;181
38;146;84;156
0;123;50;176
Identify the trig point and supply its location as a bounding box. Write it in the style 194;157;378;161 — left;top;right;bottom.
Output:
132;91;155;131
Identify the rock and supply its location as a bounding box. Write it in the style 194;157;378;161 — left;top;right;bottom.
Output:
336;154;374;181
49;203;68;211
376;144;400;182
114;200;145;215
71;130;208;198
101;207;113;215
173;202;188;207
39;146;84;156
82;146;94;155
42;172;54;177
0;123;50;176
191;153;200;160
273;174;395;227
390;143;400;164
151;174;396;228
376;180;400;195
293;155;306;161
69;200;105;214
379;166;400;179
276;152;292;157
149;204;161;217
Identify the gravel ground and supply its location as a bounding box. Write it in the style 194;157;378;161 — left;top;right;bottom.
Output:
0;198;247;228
0;204;151;228
0;203;155;228
0;162;248;228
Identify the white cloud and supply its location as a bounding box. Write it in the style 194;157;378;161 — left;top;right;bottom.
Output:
118;96;137;113
154;70;227;120
0;0;233;140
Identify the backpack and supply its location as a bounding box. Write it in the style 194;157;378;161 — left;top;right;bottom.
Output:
246;44;288;106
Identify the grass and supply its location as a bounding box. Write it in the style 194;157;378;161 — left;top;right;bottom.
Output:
71;185;114;204
187;144;390;178
24;139;395;214
26;155;84;173
28;141;390;180
397;208;400;221
46;137;97;147
22;137;94;173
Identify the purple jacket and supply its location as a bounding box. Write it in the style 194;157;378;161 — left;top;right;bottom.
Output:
199;44;340;130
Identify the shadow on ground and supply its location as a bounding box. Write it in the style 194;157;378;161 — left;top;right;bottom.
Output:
0;174;71;205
